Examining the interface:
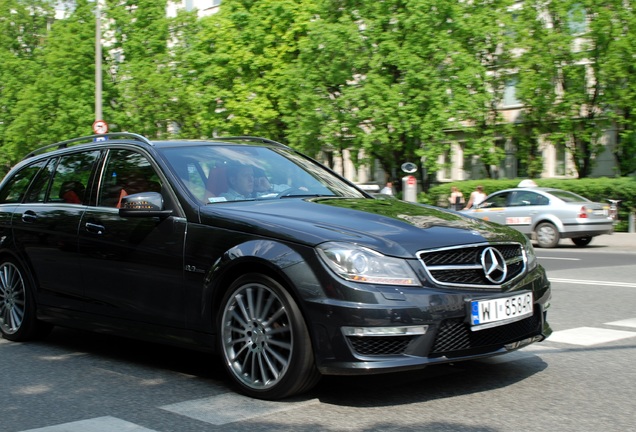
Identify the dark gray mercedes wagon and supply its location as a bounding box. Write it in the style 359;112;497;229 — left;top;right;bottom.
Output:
0;133;551;399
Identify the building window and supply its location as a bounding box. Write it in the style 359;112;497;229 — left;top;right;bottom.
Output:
568;3;587;35
503;75;521;107
555;142;567;176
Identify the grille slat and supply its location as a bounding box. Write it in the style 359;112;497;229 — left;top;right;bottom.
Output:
418;243;527;289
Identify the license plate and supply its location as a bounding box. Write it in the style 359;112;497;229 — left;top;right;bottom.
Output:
469;292;533;330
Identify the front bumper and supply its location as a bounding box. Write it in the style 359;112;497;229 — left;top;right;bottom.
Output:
306;269;552;376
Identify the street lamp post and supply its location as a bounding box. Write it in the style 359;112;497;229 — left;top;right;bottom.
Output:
95;0;102;122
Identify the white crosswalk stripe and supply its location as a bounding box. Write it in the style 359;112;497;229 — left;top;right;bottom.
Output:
546;326;636;346
160;393;319;425
20;416;158;432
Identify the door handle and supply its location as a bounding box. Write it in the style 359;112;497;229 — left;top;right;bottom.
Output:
21;211;37;223
85;222;105;235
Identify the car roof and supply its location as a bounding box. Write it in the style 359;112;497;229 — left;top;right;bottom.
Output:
491;187;565;194
22;133;289;161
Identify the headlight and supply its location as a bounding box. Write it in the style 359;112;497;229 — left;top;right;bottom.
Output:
524;236;538;271
316;242;419;286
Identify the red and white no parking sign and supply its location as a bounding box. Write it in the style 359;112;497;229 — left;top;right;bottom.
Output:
92;119;109;134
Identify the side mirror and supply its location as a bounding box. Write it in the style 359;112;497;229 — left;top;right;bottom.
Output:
119;192;173;218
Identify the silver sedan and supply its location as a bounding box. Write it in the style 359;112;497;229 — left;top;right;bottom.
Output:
462;187;614;248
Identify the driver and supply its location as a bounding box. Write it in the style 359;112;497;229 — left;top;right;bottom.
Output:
221;164;255;201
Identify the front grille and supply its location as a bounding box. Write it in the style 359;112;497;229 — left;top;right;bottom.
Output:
430;311;542;357
417;243;526;289
347;335;413;356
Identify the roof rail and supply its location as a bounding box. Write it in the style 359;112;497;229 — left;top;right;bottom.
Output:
216;136;288;148
24;132;153;159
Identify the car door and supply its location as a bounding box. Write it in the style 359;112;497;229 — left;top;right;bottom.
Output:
78;148;187;327
504;190;547;235
10;151;99;310
472;191;510;226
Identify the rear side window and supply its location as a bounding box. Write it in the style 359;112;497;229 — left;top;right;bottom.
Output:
22;151;99;204
0;161;47;204
50;152;99;204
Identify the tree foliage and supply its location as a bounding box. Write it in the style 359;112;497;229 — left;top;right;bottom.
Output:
1;0;635;180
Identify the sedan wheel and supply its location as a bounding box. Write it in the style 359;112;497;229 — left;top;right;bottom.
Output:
0;259;51;341
535;222;560;248
218;274;320;400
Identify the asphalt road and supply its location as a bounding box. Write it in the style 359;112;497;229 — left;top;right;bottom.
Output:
2;240;635;432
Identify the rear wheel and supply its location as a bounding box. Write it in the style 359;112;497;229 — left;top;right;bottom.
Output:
535;222;560;248
572;236;592;247
218;273;320;400
0;259;52;341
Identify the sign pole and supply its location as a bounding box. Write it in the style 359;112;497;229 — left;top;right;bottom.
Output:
95;0;102;122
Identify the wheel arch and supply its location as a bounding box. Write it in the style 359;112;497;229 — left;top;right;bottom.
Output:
531;215;564;233
205;239;323;336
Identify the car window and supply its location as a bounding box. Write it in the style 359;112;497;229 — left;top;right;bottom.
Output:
510;191;547;206
0;160;47;204
548;189;589;203
479;192;509;208
23;159;57;203
49;151;99;204
160;145;365;204
98;149;163;208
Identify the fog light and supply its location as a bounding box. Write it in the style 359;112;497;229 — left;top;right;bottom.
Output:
342;325;428;337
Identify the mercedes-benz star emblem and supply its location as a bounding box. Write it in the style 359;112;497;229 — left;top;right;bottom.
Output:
481;247;508;284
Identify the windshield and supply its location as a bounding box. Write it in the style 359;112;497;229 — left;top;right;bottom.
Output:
159;144;366;204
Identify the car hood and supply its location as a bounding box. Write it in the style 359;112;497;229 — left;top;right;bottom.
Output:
200;197;526;258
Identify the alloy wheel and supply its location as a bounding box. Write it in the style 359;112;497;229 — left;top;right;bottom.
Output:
0;262;26;335
220;281;293;391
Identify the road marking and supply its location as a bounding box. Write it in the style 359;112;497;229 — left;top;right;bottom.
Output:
537;256;581;261
606;318;636;329
160;393;320;426
549;278;636;288
20;416;158;432
546;327;636;346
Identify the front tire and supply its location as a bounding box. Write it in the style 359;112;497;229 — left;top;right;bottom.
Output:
535;222;560;248
0;259;52;341
218;273;320;400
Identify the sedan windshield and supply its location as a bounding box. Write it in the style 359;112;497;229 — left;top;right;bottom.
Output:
159;144;366;204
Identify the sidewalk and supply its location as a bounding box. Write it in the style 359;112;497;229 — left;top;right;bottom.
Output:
541;232;636;252
592;232;636;252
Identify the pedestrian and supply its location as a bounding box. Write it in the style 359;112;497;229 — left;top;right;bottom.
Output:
448;186;465;211
380;181;393;195
464;185;486;209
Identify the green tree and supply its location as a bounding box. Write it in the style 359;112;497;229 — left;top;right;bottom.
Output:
282;0;457;180
597;1;636;176
441;0;518;179
3;0;100;164
512;0;625;178
0;0;54;173
104;0;173;137
182;0;310;142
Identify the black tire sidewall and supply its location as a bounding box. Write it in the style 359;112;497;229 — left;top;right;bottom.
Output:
0;258;40;341
217;273;316;400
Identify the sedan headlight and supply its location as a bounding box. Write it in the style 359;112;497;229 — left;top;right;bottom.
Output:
316;242;419;286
